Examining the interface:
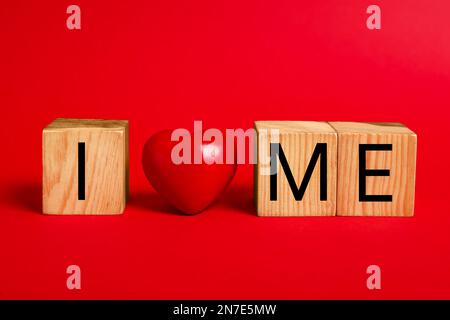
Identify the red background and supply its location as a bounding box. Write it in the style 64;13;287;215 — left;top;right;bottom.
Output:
1;0;449;299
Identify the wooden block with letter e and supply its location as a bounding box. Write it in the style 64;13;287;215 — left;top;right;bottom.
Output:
43;118;129;215
329;122;417;216
254;121;337;216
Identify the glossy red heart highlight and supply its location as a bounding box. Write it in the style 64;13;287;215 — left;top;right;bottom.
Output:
142;130;237;214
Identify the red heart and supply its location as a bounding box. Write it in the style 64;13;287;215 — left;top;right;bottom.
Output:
142;130;237;214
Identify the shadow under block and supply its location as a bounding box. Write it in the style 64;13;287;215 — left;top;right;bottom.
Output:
43;118;129;215
254;121;337;216
329;122;417;217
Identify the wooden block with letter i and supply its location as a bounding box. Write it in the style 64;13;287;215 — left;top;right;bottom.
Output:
43;118;129;215
328;122;417;216
254;121;337;216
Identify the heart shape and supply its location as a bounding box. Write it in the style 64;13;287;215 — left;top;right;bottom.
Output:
142;130;237;214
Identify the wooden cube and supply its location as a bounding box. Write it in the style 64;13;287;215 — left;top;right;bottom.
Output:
43;118;129;215
329;122;417;216
254;121;337;216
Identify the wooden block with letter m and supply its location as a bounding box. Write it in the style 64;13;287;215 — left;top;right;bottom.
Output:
254;121;337;216
43;118;129;215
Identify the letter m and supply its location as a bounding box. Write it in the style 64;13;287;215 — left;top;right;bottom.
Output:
270;143;327;201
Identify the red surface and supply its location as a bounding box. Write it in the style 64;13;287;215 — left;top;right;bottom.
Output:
1;0;450;299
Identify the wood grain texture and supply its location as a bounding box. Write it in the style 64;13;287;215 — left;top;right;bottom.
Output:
43;118;129;215
254;121;337;216
329;122;417;216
